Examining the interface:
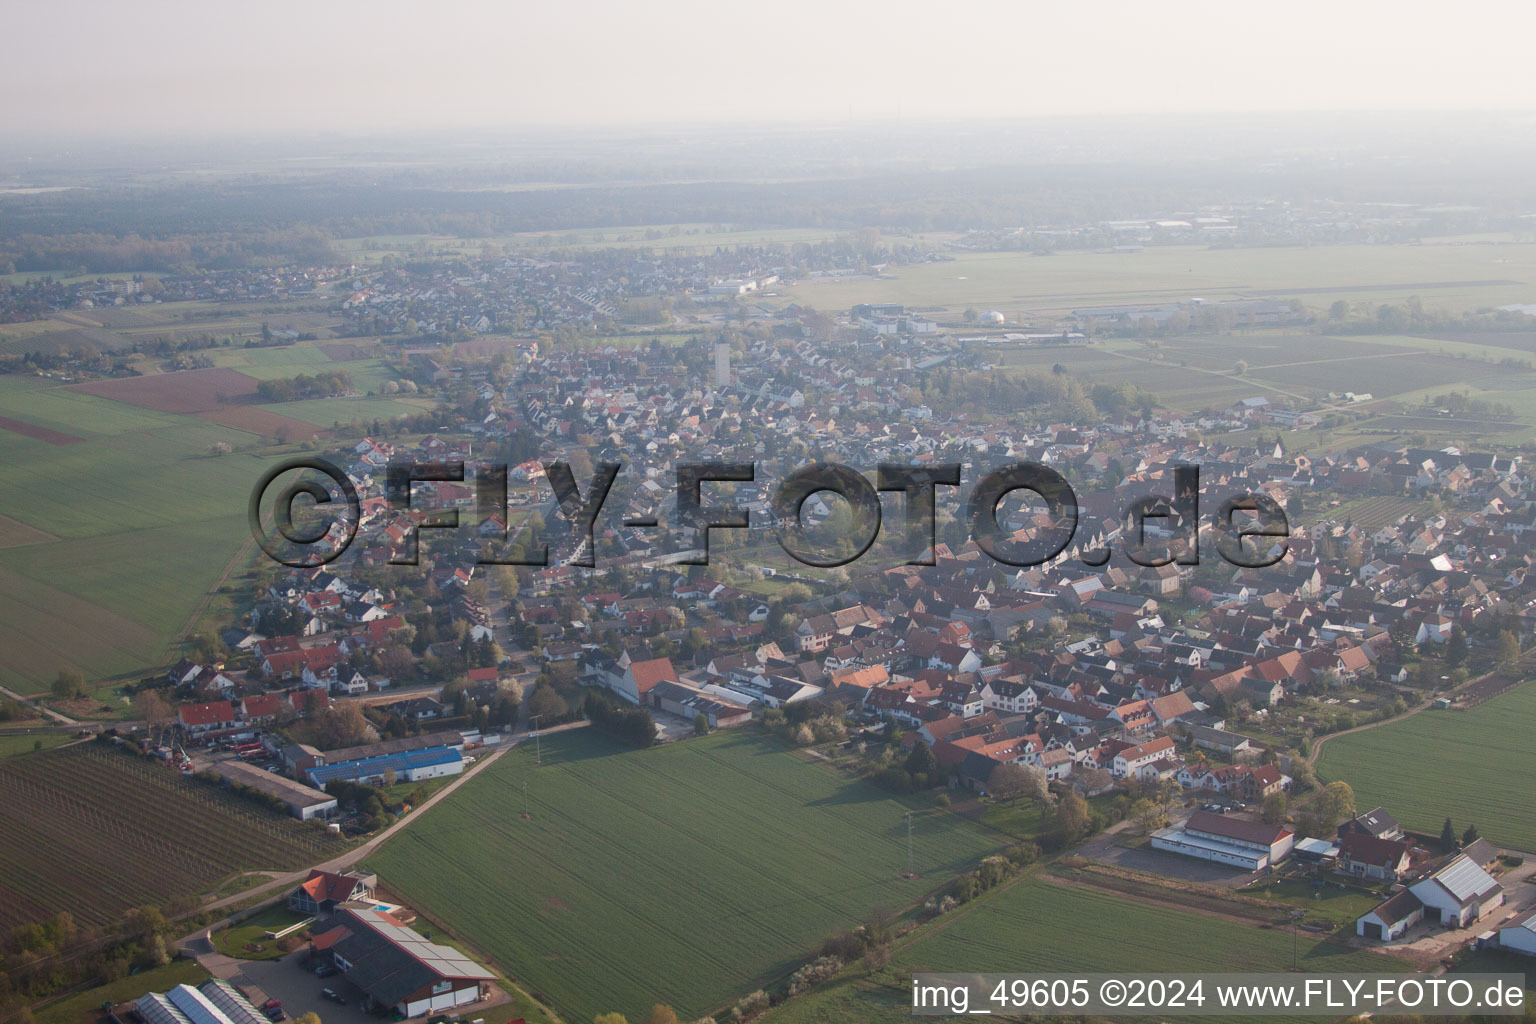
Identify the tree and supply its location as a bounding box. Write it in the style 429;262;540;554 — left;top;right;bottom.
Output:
1312;781;1355;829
527;683;567;723
593;1015;629;1024
293;1014;322;1024
1053;791;1091;846
1441;817;1457;849
310;703;378;749
1445;629;1467;668
904;740;938;777
693;713;709;737
988;763;1047;804
52;668;86;700
640;1007;679;1024
1233;359;1249;375
1130;797;1164;832
1261;791;1289;826
134;689;173;731
1497;630;1521;667
1463;824;1480;845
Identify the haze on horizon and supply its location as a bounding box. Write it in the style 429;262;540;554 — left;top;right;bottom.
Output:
7;0;1536;140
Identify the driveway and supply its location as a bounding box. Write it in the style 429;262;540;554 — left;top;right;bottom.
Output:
1075;813;1266;889
1367;849;1536;959
204;950;378;1024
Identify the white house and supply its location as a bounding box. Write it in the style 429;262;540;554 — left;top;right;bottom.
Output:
1111;736;1175;778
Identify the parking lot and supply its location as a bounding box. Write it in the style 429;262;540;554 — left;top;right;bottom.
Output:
203;950;379;1024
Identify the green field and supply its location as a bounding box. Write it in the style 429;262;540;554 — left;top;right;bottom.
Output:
0;732;75;758
1317;682;1536;851
777;243;1536;317
366;729;1006;1023
0;375;276;692
766;878;1406;1024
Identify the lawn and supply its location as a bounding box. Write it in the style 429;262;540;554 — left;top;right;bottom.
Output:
765;877;1406;1024
365;729;1006;1024
0;732;76;758
1316;682;1536;851
214;906;314;960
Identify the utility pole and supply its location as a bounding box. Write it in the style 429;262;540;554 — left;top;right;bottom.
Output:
905;812;914;877
1291;909;1304;969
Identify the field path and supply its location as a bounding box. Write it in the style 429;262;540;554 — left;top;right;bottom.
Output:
173;721;591;942
0;682;79;725
1309;653;1536;765
1098;346;1353;412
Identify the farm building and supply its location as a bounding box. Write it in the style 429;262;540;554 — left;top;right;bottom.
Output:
648;679;753;728
289;869;377;915
1498;907;1536;956
211;760;337;820
136;981;266;1024
310;906;494;1018
1149;811;1294;871
306;746;463;789
286;730;467;777
1356;889;1426;942
1407;853;1504;928
1184;725;1252;755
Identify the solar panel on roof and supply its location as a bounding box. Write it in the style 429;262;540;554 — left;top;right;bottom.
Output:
197;981;267;1024
1436;855;1496;901
138;993;195;1024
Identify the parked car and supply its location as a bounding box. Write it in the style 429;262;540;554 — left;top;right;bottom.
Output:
314;964;337;978
322;989;345;1005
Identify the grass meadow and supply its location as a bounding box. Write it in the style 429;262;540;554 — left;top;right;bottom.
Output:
766;878;1406;1024
1316;682;1536;851
366;729;1006;1024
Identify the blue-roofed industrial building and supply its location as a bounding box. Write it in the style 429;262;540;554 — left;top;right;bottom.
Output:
307;745;463;788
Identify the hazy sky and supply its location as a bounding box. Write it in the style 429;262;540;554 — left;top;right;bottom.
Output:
8;0;1536;136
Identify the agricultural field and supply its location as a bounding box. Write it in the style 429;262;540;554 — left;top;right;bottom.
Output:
1301;494;1426;529
0;733;75;758
990;330;1536;430
765;878;1405;1024
0;374;279;692
366;729;1006;1024
775;242;1536;318
0;744;349;933
1316;682;1536;851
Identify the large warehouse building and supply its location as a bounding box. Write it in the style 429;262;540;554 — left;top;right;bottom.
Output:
311;905;494;1018
1150;810;1294;871
211;760;337;820
306;745;463;789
